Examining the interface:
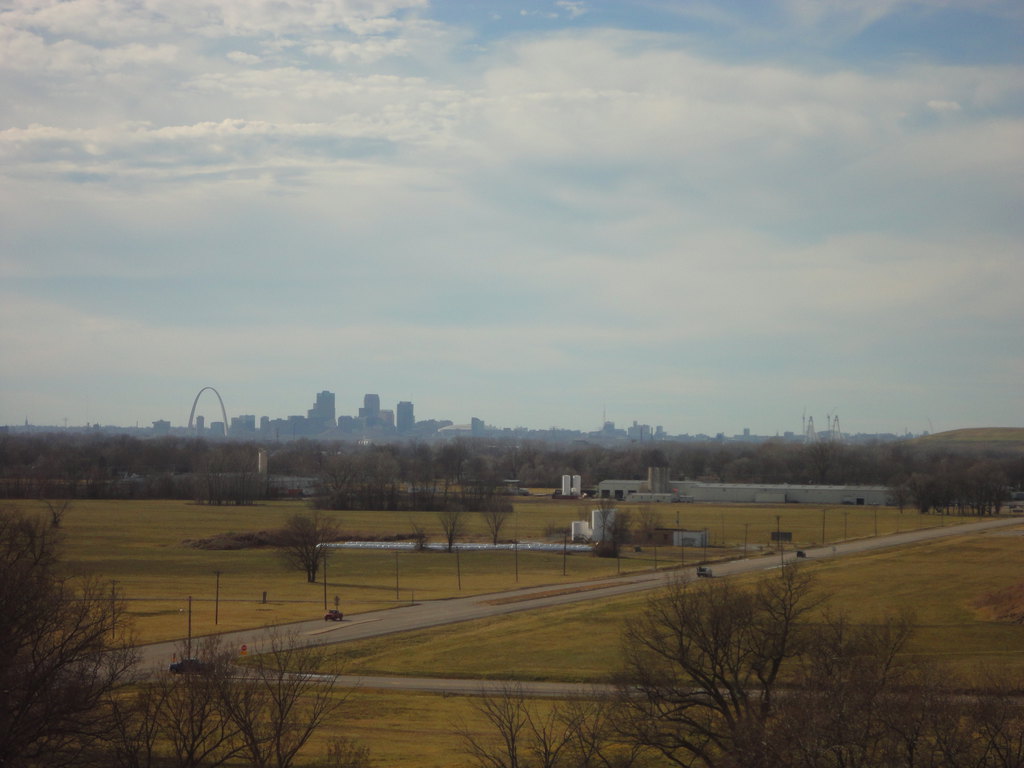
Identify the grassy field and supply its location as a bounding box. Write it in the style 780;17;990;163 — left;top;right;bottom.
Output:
911;426;1024;450
310;521;1024;767
12;497;960;643
11;497;1023;767
322;524;1024;683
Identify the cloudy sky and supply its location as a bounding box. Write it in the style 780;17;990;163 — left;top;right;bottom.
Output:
1;0;1022;436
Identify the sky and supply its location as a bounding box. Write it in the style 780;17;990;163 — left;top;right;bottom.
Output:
1;0;1022;437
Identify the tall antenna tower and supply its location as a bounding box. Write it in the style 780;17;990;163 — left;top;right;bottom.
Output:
830;414;842;442
804;416;817;443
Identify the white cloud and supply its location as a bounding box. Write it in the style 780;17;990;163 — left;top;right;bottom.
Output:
1;1;1021;432
926;99;961;112
555;1;588;19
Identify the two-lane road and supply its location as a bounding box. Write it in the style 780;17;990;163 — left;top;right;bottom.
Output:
137;515;1021;690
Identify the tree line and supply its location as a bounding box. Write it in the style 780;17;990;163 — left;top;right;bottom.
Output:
4;501;1022;767
0;506;371;768
461;567;1024;768
1;433;1020;514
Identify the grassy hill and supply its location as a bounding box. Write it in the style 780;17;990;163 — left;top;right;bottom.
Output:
911;427;1024;451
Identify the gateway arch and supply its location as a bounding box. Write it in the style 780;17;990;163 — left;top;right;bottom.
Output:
188;387;229;437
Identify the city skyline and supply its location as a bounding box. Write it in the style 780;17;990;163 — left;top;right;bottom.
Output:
2;1;1022;437
9;385;934;442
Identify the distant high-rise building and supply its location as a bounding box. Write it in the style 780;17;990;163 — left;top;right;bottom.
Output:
230;414;256;435
307;391;335;432
397;401;414;432
359;393;383;427
360;393;380;418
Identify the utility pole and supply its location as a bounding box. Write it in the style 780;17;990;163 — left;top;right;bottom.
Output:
776;515;783;568
322;547;328;611
214;570;222;626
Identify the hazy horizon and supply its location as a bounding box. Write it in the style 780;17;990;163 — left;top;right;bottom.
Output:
2;1;1022;436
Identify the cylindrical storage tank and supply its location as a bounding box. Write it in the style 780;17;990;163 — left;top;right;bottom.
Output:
562;475;572;496
572;474;582;495
571;520;591;541
648;467;669;494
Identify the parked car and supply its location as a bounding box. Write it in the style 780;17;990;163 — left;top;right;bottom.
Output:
696;566;713;578
324;609;344;621
169;658;207;674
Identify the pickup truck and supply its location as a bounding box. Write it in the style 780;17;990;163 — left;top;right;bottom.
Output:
696;566;713;578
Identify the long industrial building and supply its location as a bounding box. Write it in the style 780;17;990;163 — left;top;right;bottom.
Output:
596;468;890;506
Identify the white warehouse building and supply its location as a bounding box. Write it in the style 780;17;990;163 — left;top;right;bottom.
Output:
597;468;890;506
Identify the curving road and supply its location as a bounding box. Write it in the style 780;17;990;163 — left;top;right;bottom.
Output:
137;515;1022;693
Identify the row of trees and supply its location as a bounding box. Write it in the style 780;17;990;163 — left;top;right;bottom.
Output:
2;432;1020;511
0;507;370;768
461;567;1024;768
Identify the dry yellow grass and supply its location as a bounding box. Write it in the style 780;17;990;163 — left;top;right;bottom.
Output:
10;497;968;643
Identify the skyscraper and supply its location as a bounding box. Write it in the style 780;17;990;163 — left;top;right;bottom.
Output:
361;393;380;417
307;391;336;431
397;401;414;432
359;393;382;428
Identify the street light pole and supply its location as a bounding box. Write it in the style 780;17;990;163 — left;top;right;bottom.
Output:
214;570;221;626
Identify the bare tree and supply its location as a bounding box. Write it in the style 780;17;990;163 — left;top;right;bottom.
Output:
616;565;821;767
408;516;428;550
437;505;466;552
459;683;575;768
481;501;512;545
220;630;345;768
278;512;341;583
0;507;137;767
158;641;243;768
460;684;644;768
766;611;917;768
41;497;72;528
106;681;170;768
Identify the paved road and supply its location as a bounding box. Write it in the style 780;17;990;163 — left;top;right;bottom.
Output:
138;515;1022;691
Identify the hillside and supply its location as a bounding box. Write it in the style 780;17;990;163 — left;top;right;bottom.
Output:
911;427;1024;452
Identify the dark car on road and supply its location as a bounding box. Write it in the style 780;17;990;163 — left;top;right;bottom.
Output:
169;658;207;674
324;609;344;621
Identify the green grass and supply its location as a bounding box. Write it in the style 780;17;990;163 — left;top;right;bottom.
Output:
14;497;953;643
325;524;1024;683
911;427;1024;450
11;497;1024;767
310;689;500;768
